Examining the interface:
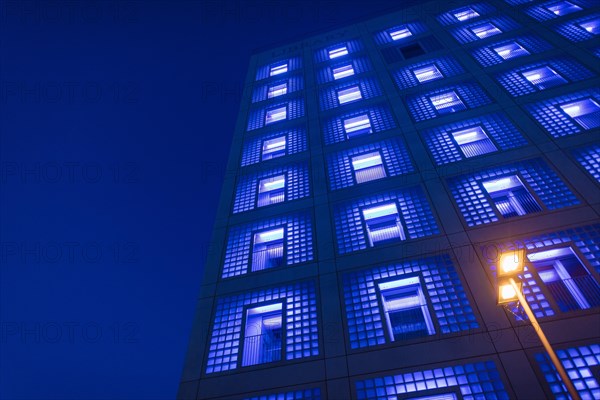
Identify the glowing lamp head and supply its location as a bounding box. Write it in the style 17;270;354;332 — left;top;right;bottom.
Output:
497;249;526;278
497;279;521;305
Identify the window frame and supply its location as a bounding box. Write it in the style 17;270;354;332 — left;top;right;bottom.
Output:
397;386;464;400
332;63;355;80
239;300;286;368
470;22;502;39
350;150;388;185
265;105;288;125
520;65;568;90
429;90;466;115
448;125;498;158
256;173;287;208
261;135;287;161
249;226;287;273
479;173;545;220
557;97;600;129
267;82;288;99
453;7;480;22
328;45;349;59
337;85;363;105
388;26;413;41
269;62;289;77
360;201;407;247
492;41;530;61
412;63;444;84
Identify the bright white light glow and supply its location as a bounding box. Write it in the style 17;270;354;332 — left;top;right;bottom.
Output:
413;64;443;83
493;42;529;60
247;303;282;315
267;83;287;98
579;19;599;34
254;228;284;243
337;86;362;104
265;107;287;124
471;23;502;39
500;283;518;301
559;98;600;118
389;27;412;40
329;46;348;59
351;152;383;171
454;8;480;21
269;64;288;76
363;203;398;220
482;175;523;193
452;126;488;145
333;64;355;80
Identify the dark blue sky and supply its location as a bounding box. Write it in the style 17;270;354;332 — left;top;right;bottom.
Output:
1;1;409;399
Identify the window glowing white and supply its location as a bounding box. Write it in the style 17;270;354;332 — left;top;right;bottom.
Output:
332;64;355;80
482;175;541;218
262;136;286;160
329;46;348;59
413;64;443;83
389;27;412;40
269;63;288;76
559;98;600;129
337;86;362;104
265;107;287;124
471;23;502;39
454;8;480;21
267;83;287;98
343;115;372;138
546;1;582;16
521;66;566;89
242;303;283;366
362;203;405;246
430;91;465;114
252;228;284;272
579;18;600;34
257;175;286;207
351;151;385;183
493;42;529;60
451;126;497;157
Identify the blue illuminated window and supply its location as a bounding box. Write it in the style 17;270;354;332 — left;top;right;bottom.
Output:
413;64;443;83
493;41;530;60
262;136;287;160
451;126;497;158
522;66;567;89
438;4;495;26
267;83;287;98
430;91;466;114
329;46;348;59
392;56;464;90
546;1;582;16
257;175;286;207
338;86;362;104
482;175;541;218
242;303;283;366
363;203;406;246
374;22;428;45
265;106;287;125
379;277;435;341
454;7;480;21
323;104;396;145
270;63;288;77
556;14;600;41
241;128;307;167
559;98;600;129
352;151;386;184
248;100;305;131
573;144;600;183
333;64;355;80
471;22;502;39
251;228;285;272
344;114;372;138
389;26;412;40
472;35;552;67
579;17;600;34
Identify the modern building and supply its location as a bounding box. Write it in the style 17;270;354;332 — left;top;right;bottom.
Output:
179;0;600;398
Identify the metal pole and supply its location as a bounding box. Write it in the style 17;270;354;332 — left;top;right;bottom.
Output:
509;278;581;400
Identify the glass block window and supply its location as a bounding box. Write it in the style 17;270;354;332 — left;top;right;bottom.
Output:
392;56;465;90
343;254;478;349
363;203;407;246
483;224;600;319
240;127;307;167
315;39;362;63
222;212;313;278
241;302;283;365
327;138;414;190
380;36;444;64
206;281;318;374
495;58;593;97
316;57;371;84
333;187;439;255
555;13;600;42
320;78;382;111
251;228;285;272
536;344;600;400
351;152;385;184
247;98;305;131
244;388;322;400
233;163;310;213
525;0;588;21
471;35;552;67
437;3;495;26
255;57;302;81
421;113;527;166
322;104;396;145
374;21;428;46
252;76;303;103
355;361;509;400
448;158;579;227
573;144;600;183
525;89;600;138
451;17;520;44
406;83;492;122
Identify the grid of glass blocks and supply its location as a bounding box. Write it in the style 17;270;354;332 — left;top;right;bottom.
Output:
450;17;520;44
315;39;363;63
374;21;428;45
437;3;496;26
525;0;589;21
252;76;304;103
233;163;310;213
488;225;600;318
593;46;600;58
342;254;478;349
222;212;313;278
333;187;439;254
322;104;396;145
391;56;465;90
205;281;318;374
316;57;371;84
525;89;600;138
406;82;492;122
535;344;600;400
421;112;527;166
471;35;553;67
247;98;305;131
240;127;307;167
504;0;534;4
355;360;509;400
555;13;600;41
244;388;321;400
495;58;593;97
319;77;382;111
326;138;414;190
448;158;579;227
573;144;600;182
255;57;302;81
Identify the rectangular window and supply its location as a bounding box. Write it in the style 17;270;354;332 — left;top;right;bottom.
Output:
546;1;582;16
559;98;600;129
242;303;283;367
333;64;355;80
451;126;497;157
528;247;600;312
329;46;348;59
251;228;284;272
267;83;288;98
343;114;372;138
522;66;567;89
404;393;459;400
579;18;599;34
413;64;443;83
454;8;480;21
378;277;435;341
362;203;406;246
430;91;466;114
257;175;286;207
265;106;287;125
493;42;530;60
351;151;386;184
471;23;502;39
482;175;541;218
389;26;412;40
337;86;362;104
269;63;288;77
400;43;426;59
261;136;286;160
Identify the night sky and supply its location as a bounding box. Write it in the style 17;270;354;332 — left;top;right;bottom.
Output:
1;1;417;399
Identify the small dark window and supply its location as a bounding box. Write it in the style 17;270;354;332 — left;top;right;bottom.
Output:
400;43;425;59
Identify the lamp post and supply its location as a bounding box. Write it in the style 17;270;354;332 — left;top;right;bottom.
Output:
495;249;581;400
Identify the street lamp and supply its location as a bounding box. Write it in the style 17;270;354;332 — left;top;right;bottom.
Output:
494;248;581;400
